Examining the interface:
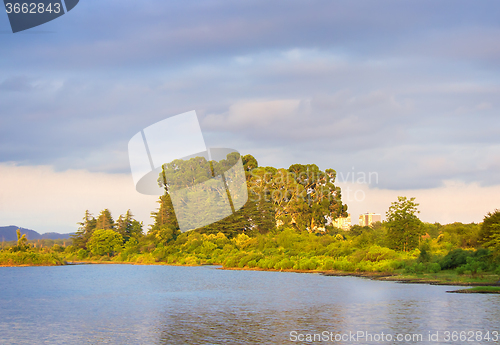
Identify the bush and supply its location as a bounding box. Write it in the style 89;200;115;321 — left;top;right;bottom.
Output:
322;259;335;270
364;246;397;262
77;249;88;260
223;256;238;268
440;249;472;269
0;252;65;266
428;262;441;273
275;258;294;270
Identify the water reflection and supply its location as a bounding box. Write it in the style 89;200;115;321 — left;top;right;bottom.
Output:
0;266;499;345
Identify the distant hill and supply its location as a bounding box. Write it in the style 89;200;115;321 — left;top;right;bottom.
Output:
0;226;73;242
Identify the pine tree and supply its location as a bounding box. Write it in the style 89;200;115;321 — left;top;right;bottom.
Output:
116;210;143;242
149;194;180;245
71;210;97;249
151;194;179;229
95;209;114;230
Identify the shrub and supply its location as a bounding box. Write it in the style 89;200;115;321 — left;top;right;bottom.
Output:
428;262;441;273
322;259;335;270
275;258;294;270
77;249;88;260
440;249;472;270
364;246;397;262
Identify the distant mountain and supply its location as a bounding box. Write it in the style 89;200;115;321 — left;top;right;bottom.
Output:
0;226;73;242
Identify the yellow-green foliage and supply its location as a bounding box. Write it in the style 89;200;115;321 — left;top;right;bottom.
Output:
0;252;65;266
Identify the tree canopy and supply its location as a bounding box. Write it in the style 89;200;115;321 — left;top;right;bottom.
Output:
385;196;423;252
87;229;123;257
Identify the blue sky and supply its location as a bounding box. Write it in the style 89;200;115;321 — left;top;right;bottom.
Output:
1;0;500;233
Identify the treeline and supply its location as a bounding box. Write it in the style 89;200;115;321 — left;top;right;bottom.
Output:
62;154;348;259
1;154;499;280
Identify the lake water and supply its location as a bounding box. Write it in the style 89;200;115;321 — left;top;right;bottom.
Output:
0;265;499;344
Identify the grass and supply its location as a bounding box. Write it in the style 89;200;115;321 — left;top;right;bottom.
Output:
468;286;500;292
380;270;500;285
447;285;500;294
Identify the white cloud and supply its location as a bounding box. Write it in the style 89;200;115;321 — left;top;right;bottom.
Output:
203;99;301;130
0;163;158;234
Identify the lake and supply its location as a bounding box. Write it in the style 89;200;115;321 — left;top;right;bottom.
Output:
0;265;499;344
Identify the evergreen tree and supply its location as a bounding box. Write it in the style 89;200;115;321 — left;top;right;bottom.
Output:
95;209;114;230
149;194;180;244
71;210;97;249
116;210;143;242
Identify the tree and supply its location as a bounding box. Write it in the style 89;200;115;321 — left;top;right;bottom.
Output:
95;209;114;230
87;229;123;257
10;229;30;252
71;210;97;249
242;154;258;172
479;210;500;244
385;196;423;252
479;210;500;255
149;193;181;244
115;210;143;242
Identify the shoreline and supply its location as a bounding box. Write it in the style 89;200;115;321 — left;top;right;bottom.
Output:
222;266;500;287
4;261;500;290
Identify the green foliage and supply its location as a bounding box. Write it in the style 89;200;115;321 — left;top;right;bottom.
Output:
9;229;31;252
95;209;114;230
77;249;89;259
418;242;431;263
242;154;258;171
439;222;480;248
385;196;423;252
0;251;64;266
440;248;491;273
440;249;473;269
479;210;500;255
115;210;143;242
403;261;441;274
71;210;97;249
87;229;123;257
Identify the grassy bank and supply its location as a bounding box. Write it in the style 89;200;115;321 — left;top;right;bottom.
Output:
448;286;500;294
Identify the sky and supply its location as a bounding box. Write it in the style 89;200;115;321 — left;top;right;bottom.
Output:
1;0;500;233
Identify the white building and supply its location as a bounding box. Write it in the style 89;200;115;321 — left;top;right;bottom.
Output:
359;213;381;227
332;214;352;231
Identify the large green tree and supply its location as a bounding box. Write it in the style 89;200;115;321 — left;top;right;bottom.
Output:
152;153;347;237
479;210;500;255
385;196;423;252
87;229;123;257
247;162;347;231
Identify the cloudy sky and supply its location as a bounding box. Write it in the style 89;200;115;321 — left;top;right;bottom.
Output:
1;0;499;233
